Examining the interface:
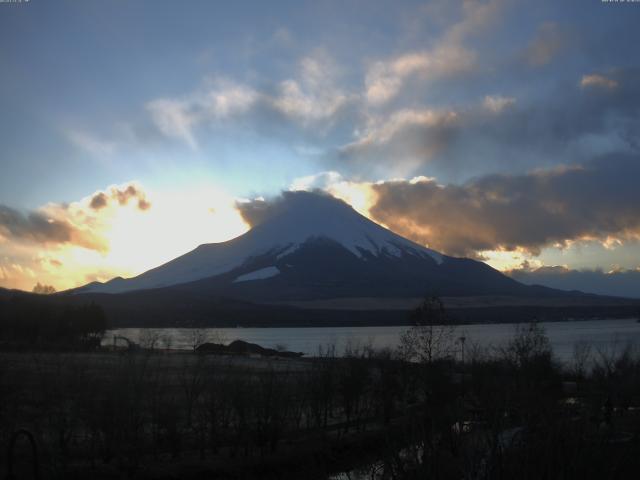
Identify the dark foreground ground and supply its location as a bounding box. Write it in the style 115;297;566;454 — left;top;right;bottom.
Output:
1;326;640;479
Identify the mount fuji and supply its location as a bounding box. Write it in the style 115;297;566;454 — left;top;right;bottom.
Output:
68;191;635;326
80;191;519;297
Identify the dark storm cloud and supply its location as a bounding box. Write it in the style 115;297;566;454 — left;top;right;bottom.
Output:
507;265;640;299
369;154;640;257
137;198;151;211
487;68;640;154
337;67;640;179
236;198;274;227
89;184;151;211
0;205;105;251
89;192;108;210
236;190;341;227
0;205;75;244
115;185;138;205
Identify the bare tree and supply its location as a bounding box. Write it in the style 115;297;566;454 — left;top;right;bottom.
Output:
139;329;161;351
160;333;173;352
399;295;456;363
570;340;593;379
501;321;552;368
188;328;209;352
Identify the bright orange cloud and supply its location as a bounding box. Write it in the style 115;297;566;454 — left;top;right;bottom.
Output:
0;182;249;292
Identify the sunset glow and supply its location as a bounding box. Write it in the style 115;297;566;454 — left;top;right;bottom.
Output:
2;0;640;297
102;186;248;275
0;183;249;291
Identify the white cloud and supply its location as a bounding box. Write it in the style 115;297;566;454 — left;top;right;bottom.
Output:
364;0;505;106
349;108;458;148
290;171;344;191
580;74;618;90
365;45;474;106
65;129;117;156
146;51;350;146
146;80;259;149
483;94;516;113
365;53;430;105
272;79;347;122
146;98;198;149
271;51;350;123
202;81;258;118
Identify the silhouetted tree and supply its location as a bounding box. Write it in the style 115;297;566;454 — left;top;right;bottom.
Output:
399;295;456;363
32;282;56;294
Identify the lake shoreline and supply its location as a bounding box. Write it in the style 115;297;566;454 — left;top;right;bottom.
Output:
107;317;640;364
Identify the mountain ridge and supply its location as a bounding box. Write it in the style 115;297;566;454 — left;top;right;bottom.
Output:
78;191;445;294
74;191;615;301
57;191;640;327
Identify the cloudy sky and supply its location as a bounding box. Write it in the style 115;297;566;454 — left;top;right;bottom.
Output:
1;0;640;296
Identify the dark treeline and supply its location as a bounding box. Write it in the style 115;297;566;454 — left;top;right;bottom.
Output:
0;295;639;478
0;294;107;350
93;300;640;328
43;284;640;328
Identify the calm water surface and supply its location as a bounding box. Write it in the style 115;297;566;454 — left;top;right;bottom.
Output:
106;318;640;363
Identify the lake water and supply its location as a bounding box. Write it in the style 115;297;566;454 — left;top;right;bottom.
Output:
106;318;640;363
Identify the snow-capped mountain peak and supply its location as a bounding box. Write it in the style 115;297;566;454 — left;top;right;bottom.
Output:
81;191;443;294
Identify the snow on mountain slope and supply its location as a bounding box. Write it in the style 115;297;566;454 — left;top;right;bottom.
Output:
82;191;444;294
233;266;280;283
